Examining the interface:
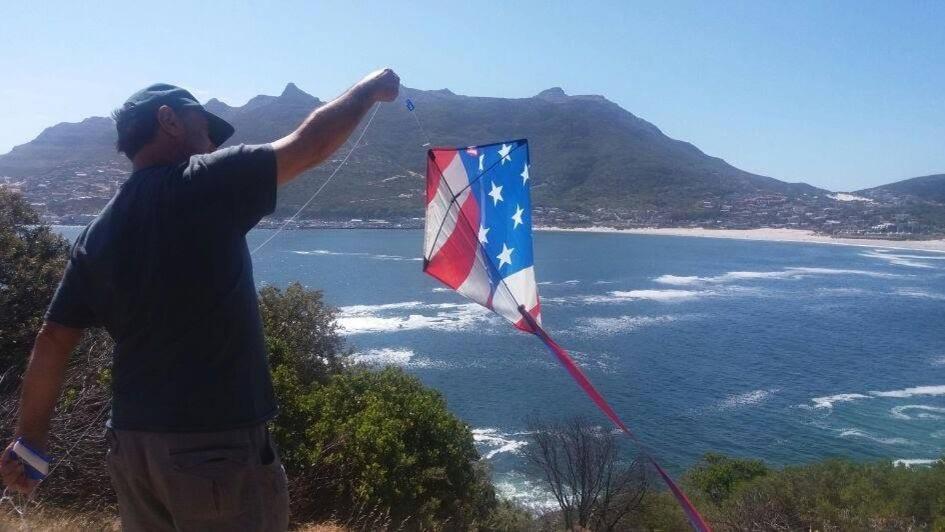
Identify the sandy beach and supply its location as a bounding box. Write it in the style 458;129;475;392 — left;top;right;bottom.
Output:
537;226;945;253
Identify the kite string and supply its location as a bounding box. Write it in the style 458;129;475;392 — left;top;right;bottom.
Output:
251;102;382;256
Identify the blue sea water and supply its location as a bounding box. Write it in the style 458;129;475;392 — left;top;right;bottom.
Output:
56;227;945;507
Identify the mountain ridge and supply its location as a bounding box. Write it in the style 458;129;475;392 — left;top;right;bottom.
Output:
1;83;942;235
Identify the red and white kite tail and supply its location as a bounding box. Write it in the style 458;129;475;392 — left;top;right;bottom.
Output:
516;306;713;532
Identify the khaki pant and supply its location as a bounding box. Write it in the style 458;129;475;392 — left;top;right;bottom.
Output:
106;423;289;532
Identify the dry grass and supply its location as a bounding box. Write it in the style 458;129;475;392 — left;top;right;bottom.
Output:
0;509;347;532
0;508;119;531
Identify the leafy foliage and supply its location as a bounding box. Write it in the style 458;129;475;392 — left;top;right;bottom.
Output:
632;454;945;531
686;452;769;507
271;362;496;529
259;282;348;384
0;188;70;380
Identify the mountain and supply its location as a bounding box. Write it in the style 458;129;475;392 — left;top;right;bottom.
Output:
1;83;942;234
858;174;945;204
856;174;945;231
0;117;124;178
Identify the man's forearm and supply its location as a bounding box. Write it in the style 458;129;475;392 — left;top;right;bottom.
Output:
273;68;399;185
15;323;82;450
273;83;375;185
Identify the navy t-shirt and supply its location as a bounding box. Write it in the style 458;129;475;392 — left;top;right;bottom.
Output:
45;144;279;431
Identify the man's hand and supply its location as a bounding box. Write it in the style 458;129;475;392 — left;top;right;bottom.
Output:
273;68;400;185
359;68;400;103
1;442;39;495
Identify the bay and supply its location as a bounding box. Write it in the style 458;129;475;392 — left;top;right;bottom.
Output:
55;226;945;507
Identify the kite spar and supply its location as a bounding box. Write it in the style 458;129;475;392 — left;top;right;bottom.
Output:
421;139;711;532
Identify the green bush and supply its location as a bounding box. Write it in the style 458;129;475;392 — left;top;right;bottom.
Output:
0;189;70;381
271;362;496;529
259;282;348;384
686;452;769;507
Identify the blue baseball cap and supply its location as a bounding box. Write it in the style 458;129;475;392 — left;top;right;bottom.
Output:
121;83;234;146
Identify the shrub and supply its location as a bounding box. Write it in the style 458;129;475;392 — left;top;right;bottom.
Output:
272;364;496;529
686;452;769;507
0;189;70;381
259;282;348;385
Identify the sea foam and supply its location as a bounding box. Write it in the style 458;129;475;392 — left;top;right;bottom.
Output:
889;405;945;420
719;389;780;410
654;267;901;286
338;301;495;334
839;429;914;446
291;249;421;261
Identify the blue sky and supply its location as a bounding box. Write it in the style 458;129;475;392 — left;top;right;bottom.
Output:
2;0;942;190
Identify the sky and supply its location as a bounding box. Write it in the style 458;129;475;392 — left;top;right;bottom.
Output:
1;0;942;191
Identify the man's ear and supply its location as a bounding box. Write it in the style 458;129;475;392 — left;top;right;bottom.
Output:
155;105;184;138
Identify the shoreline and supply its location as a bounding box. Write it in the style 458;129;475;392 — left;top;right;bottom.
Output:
52;223;945;253
536;226;945;253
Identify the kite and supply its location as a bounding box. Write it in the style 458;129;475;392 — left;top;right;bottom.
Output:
422;139;711;531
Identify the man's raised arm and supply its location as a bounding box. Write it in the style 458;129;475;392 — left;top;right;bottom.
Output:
271;69;400;186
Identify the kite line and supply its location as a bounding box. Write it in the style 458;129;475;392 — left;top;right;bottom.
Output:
251;102;382;256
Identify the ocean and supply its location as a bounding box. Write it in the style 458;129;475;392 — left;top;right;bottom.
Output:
56;227;945;508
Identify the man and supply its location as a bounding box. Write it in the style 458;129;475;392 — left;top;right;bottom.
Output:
0;69;400;530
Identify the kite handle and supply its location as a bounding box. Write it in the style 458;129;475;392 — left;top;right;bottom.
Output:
516;306;712;532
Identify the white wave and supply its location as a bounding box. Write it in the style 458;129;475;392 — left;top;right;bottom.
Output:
431;287;452;293
720;389;780;409
472;428;530;459
608;289;702;301
839;429;914;446
492;471;559;513
861;250;937;269
567;350;613;371
870;385;945;399
340;301;426;313
655;267;901;286
815;287;867;296
811;393;871;409
291;249;421;261
894;288;945;301
808;385;945;411
352;348;415;366
653;275;704;286
931;356;945;367
537;279;582;286
594;280;616;285
547;289;711;305
890;405;945;420
893;459;939;467
338;301;495;334
574;315;681;335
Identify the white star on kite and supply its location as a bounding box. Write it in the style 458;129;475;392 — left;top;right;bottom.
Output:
498;143;512;164
488;181;504;205
521;164;529;185
511;205;524;229
496;243;514;269
478;154;485;172
478;224;490;244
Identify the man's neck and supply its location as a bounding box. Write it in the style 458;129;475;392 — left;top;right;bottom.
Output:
132;144;190;171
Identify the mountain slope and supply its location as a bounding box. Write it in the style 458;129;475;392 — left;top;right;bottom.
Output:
0;83;891;229
858;174;945;204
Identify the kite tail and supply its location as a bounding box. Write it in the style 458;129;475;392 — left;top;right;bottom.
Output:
517;307;712;532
